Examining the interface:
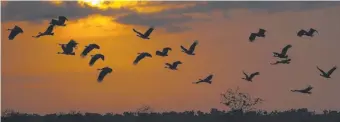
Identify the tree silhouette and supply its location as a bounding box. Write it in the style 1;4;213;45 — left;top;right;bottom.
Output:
220;87;263;112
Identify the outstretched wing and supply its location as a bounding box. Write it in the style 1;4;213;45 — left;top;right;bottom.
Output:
281;44;292;56
180;45;188;52
303;85;313;92
8;31;19;40
97;70;109;82
204;74;213;81
173;61;182;66
144;52;152;57
249;72;260;79
249;33;257;42
189;40;198;52
133;28;143;36
297;29;307;37
80;46;92;57
327;66;337;75
45;24;55;33
143;27;154;37
317;66;327;75
309;28;318;34
242;71;248;78
258;28;266;35
165;63;172;67
133;55;143;65
163;47;172;52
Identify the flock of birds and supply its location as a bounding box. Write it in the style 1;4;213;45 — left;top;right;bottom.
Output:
6;16;337;94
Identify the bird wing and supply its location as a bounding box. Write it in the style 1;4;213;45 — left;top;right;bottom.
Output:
97;70;109;82
144;53;152;57
8;31;19;40
280;44;292;56
165;63;172;67
173;61;182;66
303;86;313;92
45;24;55;33
133;55;144;65
309;28;318;34
80;46;92;57
249;72;260;79
143;27;154;37
249;33;257;42
91;44;100;49
163;47;172;52
258;28;266;35
180;45;188;52
317;66;327;75
89;56;98;66
327;66;337;75
204;75;213;81
133;28;143;36
242;71;248;78
189;40;198;52
297;30;307;37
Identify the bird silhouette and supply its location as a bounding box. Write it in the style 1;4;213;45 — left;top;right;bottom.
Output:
89;54;105;66
181;40;198;55
242;71;260;82
133;52;152;65
97;67;113;82
133;27;154;39
50;16;68;26
32;24;55;38
273;44;292;59
165;61;182;70
291;85;313;94
81;44;100;57
7;25;24;40
249;28;266;42
57;40;78;55
297;28;318;37
193;74;213;84
271;58;291;65
156;47;172;57
317;66;337;79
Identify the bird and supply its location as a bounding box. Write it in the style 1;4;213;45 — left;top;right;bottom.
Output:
297;28;318;37
165;61;182;70
133;27;154;39
273;44;292;59
271;58;291;65
317;66;337;78
89;54;105;66
242;71;260;82
81;44;100;57
50;16;68;26
249;28;266;42
7;25;24;40
32;24;55;38
155;47;172;57
181;40;198;55
97;67;113;82
193;74;213;84
291;85;313;94
133;52;152;65
57;40;78;55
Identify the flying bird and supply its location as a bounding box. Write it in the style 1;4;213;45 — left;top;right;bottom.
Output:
57;40;78;55
32;24;55;38
193;74;213;84
89;54;105;66
133;52;152;65
7;25;24;40
291;85;313;94
133;27;154;39
81;44;100;57
249;28;266;42
273;44;292;59
181;40;198;55
165;61;182;70
317;66;337;78
156;47;172;57
97;67;113;82
270;58;291;65
50;16;68;26
297;28;318;37
242;71;260;82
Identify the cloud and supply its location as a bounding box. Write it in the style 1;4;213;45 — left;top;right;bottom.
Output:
1;1;133;22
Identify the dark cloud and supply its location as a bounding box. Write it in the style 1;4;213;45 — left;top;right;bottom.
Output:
1;1;133;22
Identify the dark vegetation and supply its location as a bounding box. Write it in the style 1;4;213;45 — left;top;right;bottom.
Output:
2;87;340;122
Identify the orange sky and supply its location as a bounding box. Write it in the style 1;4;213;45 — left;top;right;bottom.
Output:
2;1;340;114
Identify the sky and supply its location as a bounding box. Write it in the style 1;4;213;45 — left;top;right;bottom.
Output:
2;1;340;115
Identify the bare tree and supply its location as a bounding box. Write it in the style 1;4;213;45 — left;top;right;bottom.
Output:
220;87;263;112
